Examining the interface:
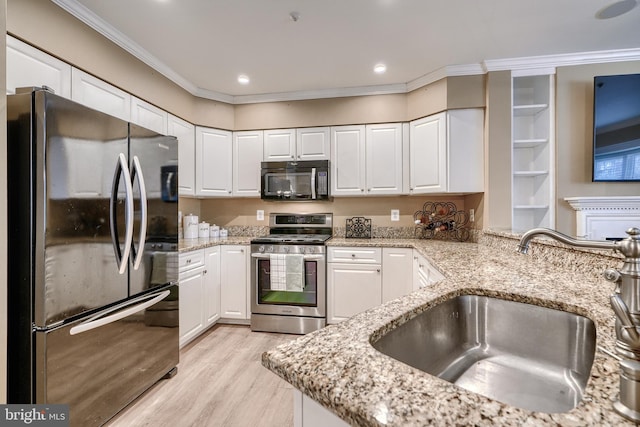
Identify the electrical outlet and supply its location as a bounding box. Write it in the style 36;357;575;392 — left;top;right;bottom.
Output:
257;210;264;221
391;209;400;222
469;209;475;222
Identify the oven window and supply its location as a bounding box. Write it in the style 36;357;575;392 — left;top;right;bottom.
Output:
256;259;317;306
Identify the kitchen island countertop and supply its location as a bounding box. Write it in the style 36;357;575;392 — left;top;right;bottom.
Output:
262;235;630;426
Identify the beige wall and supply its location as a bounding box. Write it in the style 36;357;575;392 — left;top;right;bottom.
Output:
1;0;7;404
556;61;640;235
485;71;512;230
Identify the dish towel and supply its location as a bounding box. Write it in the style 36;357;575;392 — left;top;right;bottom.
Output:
285;254;304;292
270;254;287;291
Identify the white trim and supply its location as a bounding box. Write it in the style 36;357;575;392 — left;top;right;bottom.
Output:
50;0;640;105
565;196;640;210
564;196;640;239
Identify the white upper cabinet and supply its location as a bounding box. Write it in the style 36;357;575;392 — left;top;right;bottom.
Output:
168;114;196;196
233;131;264;197
195;126;233;197
409;109;484;194
6;35;72;97
131;97;168;135
331;125;366;196
263;129;296;161
296;127;331;160
71;68;131;121
331;124;404;196
366;123;405;195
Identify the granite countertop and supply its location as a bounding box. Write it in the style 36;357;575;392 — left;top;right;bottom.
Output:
262;237;631;426
179;236;253;252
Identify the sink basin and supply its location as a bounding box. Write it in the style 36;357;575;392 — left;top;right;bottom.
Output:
372;295;596;413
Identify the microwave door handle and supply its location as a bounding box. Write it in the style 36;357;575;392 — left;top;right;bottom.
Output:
311;168;317;199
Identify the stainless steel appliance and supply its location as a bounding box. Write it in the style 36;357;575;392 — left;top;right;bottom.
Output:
7;87;179;427
261;160;330;200
250;213;333;334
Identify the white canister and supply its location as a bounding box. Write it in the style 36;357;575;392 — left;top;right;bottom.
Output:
198;222;210;238
183;214;199;239
210;224;220;238
219;228;228;238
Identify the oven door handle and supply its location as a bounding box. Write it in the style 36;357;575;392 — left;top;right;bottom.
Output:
250;253;324;260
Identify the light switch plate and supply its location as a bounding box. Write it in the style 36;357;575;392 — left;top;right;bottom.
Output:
257;210;265;221
391;209;400;221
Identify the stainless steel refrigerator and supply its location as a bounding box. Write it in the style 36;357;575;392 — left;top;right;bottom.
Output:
7;87;179;426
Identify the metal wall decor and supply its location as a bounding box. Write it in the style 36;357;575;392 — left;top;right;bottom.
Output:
346;217;372;239
414;202;471;242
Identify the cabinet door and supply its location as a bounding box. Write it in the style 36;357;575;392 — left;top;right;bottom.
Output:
179;266;205;348
409;112;447;194
195;127;233;197
71;68;131;121
220;245;248;319
366;123;404;195
331;125;366;196
131;97;168;135
233;131;264;197
204;246;221;326
168;114;196;196
6;35;72;97
382;248;413;303
296;127;330;161
327;263;381;324
264;129;296;161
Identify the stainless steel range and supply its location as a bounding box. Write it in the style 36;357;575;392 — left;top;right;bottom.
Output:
250;213;332;334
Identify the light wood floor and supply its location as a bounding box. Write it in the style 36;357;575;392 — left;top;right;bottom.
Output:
106;324;296;427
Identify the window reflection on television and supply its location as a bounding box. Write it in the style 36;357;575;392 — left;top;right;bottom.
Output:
593;73;640;182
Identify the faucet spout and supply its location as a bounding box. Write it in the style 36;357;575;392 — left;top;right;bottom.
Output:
517;227;616;254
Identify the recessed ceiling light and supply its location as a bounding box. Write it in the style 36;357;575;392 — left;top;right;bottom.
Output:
596;0;637;19
374;63;387;74
238;74;250;85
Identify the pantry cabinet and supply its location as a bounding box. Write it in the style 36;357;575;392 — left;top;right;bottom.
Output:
168;114;196;196
195;126;233;197
6;35;72;97
409;109;484;194
233;131;264;197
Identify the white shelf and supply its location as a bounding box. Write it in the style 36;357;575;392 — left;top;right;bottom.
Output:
513;138;548;148
514;205;550;210
513;104;548;116
513;170;549;177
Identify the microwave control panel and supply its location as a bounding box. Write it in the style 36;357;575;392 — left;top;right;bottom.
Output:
317;171;328;195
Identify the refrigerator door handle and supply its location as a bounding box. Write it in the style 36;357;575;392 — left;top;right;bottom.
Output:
69;290;170;336
131;155;148;270
110;153;135;275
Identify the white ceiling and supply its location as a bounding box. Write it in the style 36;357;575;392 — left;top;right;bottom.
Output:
53;0;640;104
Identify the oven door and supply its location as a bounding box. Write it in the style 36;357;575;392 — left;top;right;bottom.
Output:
250;252;326;317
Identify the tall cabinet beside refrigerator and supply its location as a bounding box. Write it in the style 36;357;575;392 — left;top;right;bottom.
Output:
7;88;179;426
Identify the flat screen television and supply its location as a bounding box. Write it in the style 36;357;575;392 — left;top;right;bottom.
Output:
592;73;640;182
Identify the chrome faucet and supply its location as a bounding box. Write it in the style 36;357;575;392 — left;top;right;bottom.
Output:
518;227;640;422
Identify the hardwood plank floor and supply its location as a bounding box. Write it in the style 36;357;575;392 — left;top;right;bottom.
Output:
106;324;296;427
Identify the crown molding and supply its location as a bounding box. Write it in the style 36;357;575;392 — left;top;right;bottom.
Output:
565;196;640;210
50;0;640;105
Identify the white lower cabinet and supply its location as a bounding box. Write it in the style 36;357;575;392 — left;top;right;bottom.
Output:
382;248;414;303
178;247;222;348
220;245;250;320
293;390;349;427
413;250;445;290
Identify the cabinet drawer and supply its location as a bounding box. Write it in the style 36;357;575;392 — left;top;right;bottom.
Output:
179;250;205;272
328;247;382;264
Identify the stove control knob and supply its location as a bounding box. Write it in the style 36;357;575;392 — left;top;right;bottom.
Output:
307;247;315;254
300;247;306;254
268;246;274;253
258;246;265;253
283;246;290;253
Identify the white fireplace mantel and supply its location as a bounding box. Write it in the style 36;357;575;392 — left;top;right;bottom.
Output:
565;196;640;239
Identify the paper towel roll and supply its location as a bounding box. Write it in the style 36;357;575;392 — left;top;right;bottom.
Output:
183;214;199;239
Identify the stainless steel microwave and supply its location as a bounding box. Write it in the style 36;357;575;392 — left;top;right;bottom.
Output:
261;160;330;200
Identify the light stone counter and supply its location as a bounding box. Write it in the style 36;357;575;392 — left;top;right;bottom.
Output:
179;236;253;252
262;235;631;426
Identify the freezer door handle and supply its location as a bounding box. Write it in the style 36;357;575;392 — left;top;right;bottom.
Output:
69;290;170;336
130;155;148;270
110;153;135;274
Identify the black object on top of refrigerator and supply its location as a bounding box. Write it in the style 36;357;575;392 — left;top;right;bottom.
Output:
6;87;179;426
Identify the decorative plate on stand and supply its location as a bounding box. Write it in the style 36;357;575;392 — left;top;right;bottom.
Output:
346;217;372;239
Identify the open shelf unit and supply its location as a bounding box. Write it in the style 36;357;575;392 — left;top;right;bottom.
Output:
511;73;555;232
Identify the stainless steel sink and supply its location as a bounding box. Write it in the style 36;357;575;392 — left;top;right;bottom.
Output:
372;295;596;413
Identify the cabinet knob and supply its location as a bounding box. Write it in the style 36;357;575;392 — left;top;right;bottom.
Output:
203;270;207;274
376;269;381;273
360;189;364;192
186;259;192;264
351;253;356;257
240;249;245;253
